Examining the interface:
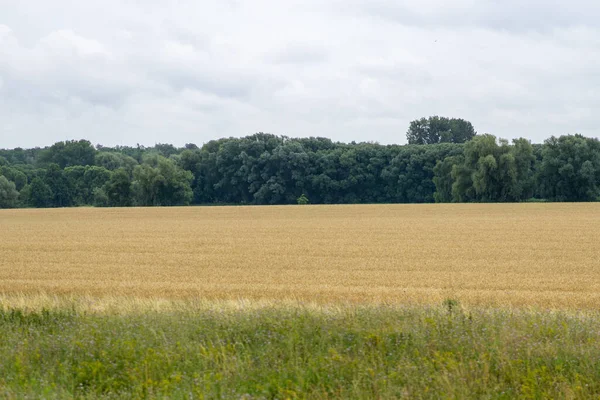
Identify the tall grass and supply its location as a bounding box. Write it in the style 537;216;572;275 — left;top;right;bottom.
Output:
1;301;600;398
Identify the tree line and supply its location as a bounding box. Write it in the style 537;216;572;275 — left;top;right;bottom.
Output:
1;119;599;209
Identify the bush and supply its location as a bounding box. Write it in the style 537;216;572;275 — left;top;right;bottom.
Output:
297;194;309;205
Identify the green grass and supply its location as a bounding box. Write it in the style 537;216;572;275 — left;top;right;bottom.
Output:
1;303;600;399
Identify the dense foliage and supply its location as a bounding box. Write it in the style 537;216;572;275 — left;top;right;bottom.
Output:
1;132;599;208
406;116;477;145
2;304;600;398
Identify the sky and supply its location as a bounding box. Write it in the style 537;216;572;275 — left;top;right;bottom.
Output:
1;0;599;149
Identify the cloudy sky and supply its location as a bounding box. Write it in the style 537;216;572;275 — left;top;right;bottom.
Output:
1;0;599;149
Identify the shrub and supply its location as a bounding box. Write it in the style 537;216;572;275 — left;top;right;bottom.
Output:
297;194;309;205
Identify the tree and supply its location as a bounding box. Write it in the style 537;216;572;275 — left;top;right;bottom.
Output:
447;135;535;202
433;155;464;203
25;177;54;208
178;148;213;204
38;140;96;168
537;135;600;201
44;164;74;207
132;157;193;206
0;166;28;191
499;138;535;201
2;132;600;208
250;141;310;205
103;168;132;207
64;165;112;205
407;116;476;145
383;143;464;203
95;152;138;174
83;167;112;200
1;147;42;165
0;176;19;208
92;187;109;207
152;143;179;158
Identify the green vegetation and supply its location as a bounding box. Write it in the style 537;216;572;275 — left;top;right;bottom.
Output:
297;194;309;205
0;175;19;208
1;118;599;208
406;116;476;145
1;303;600;398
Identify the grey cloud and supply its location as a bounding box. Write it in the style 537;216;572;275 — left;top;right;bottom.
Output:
0;0;599;149
0;27;144;108
348;0;600;32
267;43;329;65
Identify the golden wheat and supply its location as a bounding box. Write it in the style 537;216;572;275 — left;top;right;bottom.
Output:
1;204;599;308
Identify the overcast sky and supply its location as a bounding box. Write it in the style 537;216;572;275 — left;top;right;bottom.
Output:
1;0;599;149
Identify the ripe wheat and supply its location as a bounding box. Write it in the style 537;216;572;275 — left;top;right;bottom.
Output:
1;204;599;308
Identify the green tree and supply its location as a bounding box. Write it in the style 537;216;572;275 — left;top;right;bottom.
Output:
0;166;28;191
4;132;600;208
433;155;464;203
103;168;132;207
63;166;87;205
152;143;179;158
383;143;464;203
251;141;310;205
44;164;74;207
407;116;476;145
499;138;535;201
38;140;96;168
63;165;112;205
179;148;209;204
450;163;475;202
132;157;193;206
0;176;19;208
92;187;109;207
537;135;600;201
448;135;534;202
95;152;138;174
25;177;54;208
83;167;112;202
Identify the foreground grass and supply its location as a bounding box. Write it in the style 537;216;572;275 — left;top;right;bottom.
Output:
1;300;600;399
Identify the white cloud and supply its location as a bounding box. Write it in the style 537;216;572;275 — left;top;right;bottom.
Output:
0;0;599;149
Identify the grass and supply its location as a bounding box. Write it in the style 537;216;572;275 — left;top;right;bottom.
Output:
1;203;600;308
1;299;600;399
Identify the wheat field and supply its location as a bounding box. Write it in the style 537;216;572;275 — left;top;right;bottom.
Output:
1;204;599;308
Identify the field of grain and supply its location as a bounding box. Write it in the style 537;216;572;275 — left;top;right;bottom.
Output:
1;204;599;308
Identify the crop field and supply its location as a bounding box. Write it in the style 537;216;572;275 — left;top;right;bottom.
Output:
1;203;599;308
2;203;600;397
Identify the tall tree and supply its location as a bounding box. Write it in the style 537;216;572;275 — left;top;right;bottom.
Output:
446;135;534;202
64;165;112;205
44;164;74;207
537;135;600;201
95;152;138;174
132;157;193;206
0;166;28;191
24;177;54;208
407;116;476;145
0;176;19;208
103;168;132;207
433;155;464;203
38;140;96;168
